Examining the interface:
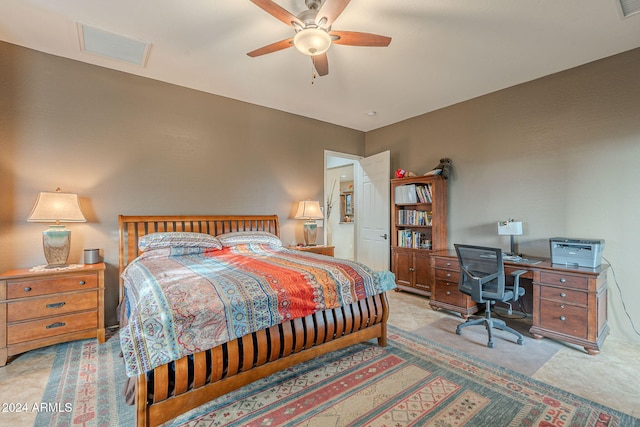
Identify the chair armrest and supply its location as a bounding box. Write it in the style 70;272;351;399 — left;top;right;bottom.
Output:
508;269;528;301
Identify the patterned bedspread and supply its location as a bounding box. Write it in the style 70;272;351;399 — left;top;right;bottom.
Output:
119;243;396;377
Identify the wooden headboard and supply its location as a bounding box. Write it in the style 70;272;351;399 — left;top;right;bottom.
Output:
118;214;280;300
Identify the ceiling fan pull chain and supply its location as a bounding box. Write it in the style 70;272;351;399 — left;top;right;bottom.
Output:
311;58;317;84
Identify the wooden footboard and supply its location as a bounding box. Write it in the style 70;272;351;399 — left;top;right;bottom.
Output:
135;293;389;427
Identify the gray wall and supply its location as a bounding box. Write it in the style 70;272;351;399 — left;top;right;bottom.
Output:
2;40;639;344
0;41;364;326
366;47;640;344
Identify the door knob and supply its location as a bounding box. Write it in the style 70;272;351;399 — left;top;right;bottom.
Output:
380;233;388;240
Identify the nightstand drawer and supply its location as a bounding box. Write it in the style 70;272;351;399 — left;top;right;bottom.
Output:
7;273;97;299
7;311;98;344
7;291;98;322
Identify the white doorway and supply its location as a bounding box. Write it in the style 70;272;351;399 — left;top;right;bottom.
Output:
325;152;359;260
324;150;390;270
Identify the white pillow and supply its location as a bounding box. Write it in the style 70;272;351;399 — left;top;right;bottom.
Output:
138;232;222;252
217;231;282;247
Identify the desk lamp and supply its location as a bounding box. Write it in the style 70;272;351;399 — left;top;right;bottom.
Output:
295;200;323;246
28;188;86;267
498;219;523;256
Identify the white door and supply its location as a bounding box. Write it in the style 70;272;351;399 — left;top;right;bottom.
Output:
355;151;390;270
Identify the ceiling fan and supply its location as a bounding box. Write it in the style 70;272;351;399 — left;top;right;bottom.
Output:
247;0;391;76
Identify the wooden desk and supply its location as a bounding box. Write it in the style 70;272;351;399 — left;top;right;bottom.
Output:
430;251;609;355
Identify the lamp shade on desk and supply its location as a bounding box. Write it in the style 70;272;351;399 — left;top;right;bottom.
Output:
498;219;523;255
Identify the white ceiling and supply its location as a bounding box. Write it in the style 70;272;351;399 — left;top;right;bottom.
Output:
1;0;639;132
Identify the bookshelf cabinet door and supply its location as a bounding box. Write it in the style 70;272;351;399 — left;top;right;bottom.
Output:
392;249;413;288
414;251;431;292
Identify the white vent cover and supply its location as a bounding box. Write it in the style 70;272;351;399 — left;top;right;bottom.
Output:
77;23;151;66
619;0;640;17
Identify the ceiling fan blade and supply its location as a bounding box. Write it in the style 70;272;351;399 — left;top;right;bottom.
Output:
312;53;329;76
247;38;294;57
316;0;351;28
330;30;392;47
250;0;303;28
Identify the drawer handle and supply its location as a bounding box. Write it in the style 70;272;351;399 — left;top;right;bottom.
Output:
46;302;66;309
46;322;66;329
24;286;32;292
446;291;451;295
560;292;567;298
560;304;565;309
79;280;86;285
559;278;567;283
446;262;451;266
409;267;415;272
559;316;566;322
446;273;451;277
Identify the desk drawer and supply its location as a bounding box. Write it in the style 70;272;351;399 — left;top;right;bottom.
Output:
434;257;459;270
540;287;587;306
539;300;588;339
539;272;588;290
7;274;98;299
435;268;459;282
433;280;463;306
7;291;97;322
7;311;97;344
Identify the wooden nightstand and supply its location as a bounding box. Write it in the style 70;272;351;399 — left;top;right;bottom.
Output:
0;263;105;366
288;245;335;257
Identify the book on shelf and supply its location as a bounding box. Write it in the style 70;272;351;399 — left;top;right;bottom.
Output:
394;183;433;204
397;230;432;249
397;210;432;226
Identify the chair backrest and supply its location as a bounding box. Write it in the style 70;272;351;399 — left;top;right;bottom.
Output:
454;244;506;303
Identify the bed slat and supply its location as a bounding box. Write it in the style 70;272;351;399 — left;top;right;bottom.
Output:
153;364;169;403
174;357;189;395
192;352;207;389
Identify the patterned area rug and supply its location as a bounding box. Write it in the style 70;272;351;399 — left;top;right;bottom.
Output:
36;327;639;427
34;333;134;427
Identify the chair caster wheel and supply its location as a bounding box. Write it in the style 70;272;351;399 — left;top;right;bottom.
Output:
517;338;524;345
487;341;494;348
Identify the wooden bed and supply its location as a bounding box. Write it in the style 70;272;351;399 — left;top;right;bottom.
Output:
118;214;390;427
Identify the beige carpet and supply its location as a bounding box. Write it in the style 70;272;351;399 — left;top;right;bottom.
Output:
411;313;562;377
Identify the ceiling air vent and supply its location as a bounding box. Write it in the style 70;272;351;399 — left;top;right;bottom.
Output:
77;23;151;66
619;0;640;17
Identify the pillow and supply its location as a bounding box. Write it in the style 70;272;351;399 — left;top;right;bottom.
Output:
138;232;222;252
217;231;282;247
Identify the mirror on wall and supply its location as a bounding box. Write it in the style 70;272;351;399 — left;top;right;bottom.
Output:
340;181;354;223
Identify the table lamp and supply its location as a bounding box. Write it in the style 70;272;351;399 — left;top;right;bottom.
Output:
28;188;86;267
498;219;523;256
295;200;324;246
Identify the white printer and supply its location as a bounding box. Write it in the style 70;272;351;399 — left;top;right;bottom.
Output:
549;238;604;268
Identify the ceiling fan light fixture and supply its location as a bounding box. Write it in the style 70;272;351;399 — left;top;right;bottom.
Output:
294;28;331;56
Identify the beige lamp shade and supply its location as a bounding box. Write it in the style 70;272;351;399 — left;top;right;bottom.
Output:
295;200;323;246
28;191;86;223
294;200;324;220
28;190;86;267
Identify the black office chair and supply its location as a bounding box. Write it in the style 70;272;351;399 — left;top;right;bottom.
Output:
454;244;528;348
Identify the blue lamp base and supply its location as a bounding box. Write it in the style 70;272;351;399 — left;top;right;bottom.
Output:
42;225;71;267
303;221;318;246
